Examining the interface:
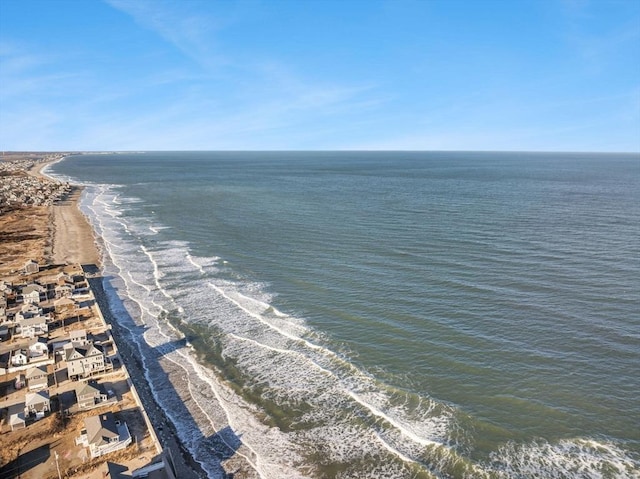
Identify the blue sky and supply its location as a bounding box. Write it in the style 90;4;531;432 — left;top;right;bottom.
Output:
1;0;638;151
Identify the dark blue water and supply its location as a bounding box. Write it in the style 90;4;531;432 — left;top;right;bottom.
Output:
49;152;640;478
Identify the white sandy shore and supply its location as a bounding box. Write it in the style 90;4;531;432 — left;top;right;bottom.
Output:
31;160;101;266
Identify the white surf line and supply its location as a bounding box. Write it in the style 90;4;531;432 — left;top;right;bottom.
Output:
227;332;336;378
209;281;450;449
371;430;422;469
207;282;324;351
186;253;206;274
155;336;269;478
140;244;178;302
138;302;269;478
105;290;231;479
347;391;441;448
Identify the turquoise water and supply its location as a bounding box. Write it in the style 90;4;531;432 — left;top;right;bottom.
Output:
49;152;640;478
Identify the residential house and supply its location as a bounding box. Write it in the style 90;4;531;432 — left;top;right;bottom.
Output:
28;337;49;359
17;302;42;319
17;315;48;338
26;365;48;390
11;349;28;367
24;259;39;274
25;390;50;419
76;412;132;458
54;283;73;299
55;272;72;285
75;380;109;409
21;284;46;304
70;329;89;346
0;295;6;322
65;342;106;379
7;403;26;430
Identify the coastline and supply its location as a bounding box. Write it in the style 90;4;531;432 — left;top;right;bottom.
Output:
33;158;207;479
31;159;101;267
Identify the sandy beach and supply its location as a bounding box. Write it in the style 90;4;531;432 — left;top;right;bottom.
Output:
30;160;101;267
28;159;207;479
50;185;102;266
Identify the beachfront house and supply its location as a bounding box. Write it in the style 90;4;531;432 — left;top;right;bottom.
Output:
65;342;106;379
75;380;109;409
76;412;132;458
17;315;48;338
26;365;48;390
25;390;50;419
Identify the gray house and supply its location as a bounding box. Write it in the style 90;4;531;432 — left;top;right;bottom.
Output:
25;390;50;419
7;403;26;430
75;380;109;409
26;365;48;390
76;412;132;458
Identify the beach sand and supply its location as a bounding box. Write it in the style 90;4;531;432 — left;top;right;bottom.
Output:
29;160;101;267
31;159;207;479
50;185;102;266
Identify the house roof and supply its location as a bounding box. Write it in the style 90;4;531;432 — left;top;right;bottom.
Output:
8;403;26;424
85;412;120;446
22;284;45;294
28;337;48;348
54;296;75;307
65;342;102;361
25;390;50;407
70;329;87;340
18;315;47;326
75;380;106;398
26;365;48;379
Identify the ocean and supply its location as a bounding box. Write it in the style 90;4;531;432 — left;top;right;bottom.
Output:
48;151;639;478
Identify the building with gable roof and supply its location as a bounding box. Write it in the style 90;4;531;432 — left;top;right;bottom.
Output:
65;342;107;379
26;365;48;390
76;412;132;458
25;390;50;419
75;380;110;409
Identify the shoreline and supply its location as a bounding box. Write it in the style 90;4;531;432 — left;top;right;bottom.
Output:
31;158;101;267
32;158;207;479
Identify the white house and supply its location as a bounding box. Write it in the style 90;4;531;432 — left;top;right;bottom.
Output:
65;343;107;379
11;349;28;366
70;329;89;346
28;337;49;359
21;284;46;304
17;302;42;319
17;315;48;338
